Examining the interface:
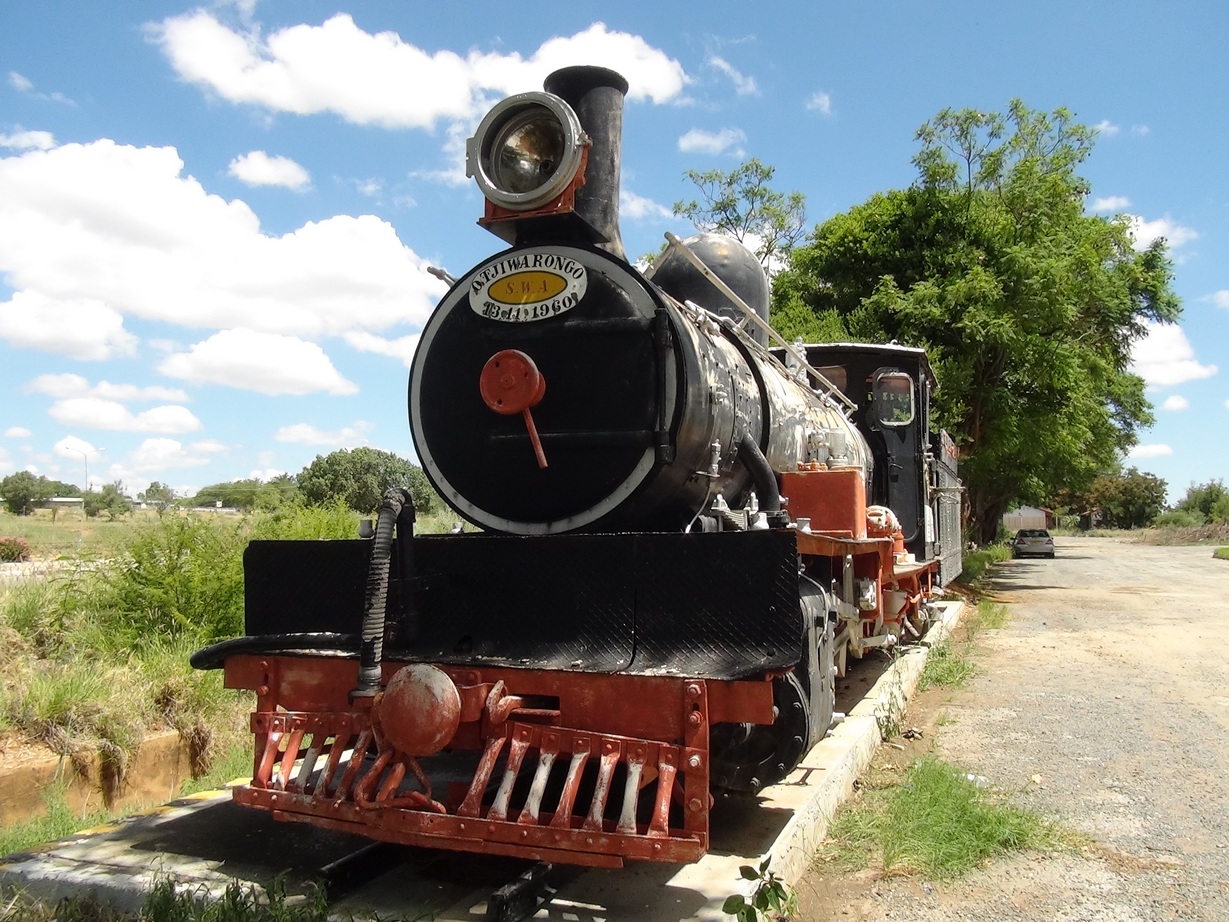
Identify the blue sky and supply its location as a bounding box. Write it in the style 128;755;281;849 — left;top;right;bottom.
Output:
1;1;1225;504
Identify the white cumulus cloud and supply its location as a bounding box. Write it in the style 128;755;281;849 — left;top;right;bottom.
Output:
0;129;56;151
48;397;202;434
1127;443;1173;459
150;14;687;127
123;437;228;472
228;150;311;190
25;373;189;403
1130;321;1217;388
1126;214;1197;252
1094;119;1120;136
0;291;137;360
343;330;420;368
158;328;358;395
5;427;33;438
621;189;674;222
1091;195;1130;213
678;127;746;157
273;421;372;447
1207;290;1229;309
0;140;447;339
1159;395;1189;412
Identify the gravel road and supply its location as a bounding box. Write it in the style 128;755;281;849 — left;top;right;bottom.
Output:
799;535;1229;921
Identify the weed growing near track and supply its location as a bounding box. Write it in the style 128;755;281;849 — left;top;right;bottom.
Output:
823;755;1070;879
918;601;1008;692
0;787;116;859
0;503;378;829
1;876;336;922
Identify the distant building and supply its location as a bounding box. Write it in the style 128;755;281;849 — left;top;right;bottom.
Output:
1002;506;1051;531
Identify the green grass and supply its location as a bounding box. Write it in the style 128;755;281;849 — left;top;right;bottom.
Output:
177;738;254;797
954;545;1012;588
0;877;334;922
970;600;1009;631
1214;547;1229;560
918;602;1008;692
824;756;1072;880
918;639;975;691
0;787;117;859
0;509;149;561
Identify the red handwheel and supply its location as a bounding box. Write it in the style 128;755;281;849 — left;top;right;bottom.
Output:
478;349;548;468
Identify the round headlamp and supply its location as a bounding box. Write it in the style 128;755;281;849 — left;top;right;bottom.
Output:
466;92;586;211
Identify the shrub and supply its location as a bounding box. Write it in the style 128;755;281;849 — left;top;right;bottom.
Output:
251;498;360;541
96;514;246;649
0;536;31;561
1153;508;1204;528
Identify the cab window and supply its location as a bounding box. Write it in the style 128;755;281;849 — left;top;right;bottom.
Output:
873;371;915;427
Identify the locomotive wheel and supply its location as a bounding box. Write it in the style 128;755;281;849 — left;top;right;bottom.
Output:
709;671;811;794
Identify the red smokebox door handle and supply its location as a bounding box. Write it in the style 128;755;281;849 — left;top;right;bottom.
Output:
479;349;548;469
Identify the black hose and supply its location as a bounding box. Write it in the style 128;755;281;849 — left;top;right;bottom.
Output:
190;633;358;670
354;487;412;697
738;432;781;513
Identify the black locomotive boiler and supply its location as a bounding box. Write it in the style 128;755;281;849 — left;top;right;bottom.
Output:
194;65;961;867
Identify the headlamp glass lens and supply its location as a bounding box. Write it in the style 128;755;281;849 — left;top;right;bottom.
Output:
491;111;566;195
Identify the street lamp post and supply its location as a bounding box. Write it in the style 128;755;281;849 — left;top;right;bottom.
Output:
64;446;104;493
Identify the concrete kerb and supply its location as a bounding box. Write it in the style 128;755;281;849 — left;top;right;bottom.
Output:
765;599;963;888
678;594;963;919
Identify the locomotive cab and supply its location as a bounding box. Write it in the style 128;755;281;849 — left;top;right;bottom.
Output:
789;343;957;568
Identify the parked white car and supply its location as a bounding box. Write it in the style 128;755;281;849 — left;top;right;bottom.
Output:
1012;528;1055;559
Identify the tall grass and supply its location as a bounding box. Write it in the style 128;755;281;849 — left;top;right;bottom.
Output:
1;500;457;855
0;786;116;859
0;876;333;922
825;755;1069;879
0;508;146;560
954;545;1012;587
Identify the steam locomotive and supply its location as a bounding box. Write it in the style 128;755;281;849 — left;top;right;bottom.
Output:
193;65;961;868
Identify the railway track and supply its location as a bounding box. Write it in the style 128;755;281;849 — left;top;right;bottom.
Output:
0;602;958;921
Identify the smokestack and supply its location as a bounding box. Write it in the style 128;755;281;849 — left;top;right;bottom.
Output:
543;66;629;261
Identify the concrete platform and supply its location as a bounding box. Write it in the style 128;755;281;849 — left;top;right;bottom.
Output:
0;601;961;921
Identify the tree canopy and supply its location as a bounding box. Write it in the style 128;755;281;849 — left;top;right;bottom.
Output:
297;447;439;514
674;158;807;270
83;481;131;520
771;100;1181;543
1089;467;1168;529
187;475;299;512
0;471;80;514
138;481;176;509
1173;479;1229;524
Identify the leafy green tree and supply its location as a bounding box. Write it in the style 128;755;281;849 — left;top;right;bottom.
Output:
1174;479;1229;524
138;481;176;509
674;158;807;270
186;476;301;512
0;471;54;514
1088;467;1168;529
297;447;439;514
84;482;131;520
253;473;300;511
772;101;1181;544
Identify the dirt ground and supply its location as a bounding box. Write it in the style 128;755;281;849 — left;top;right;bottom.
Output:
796;535;1229;922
